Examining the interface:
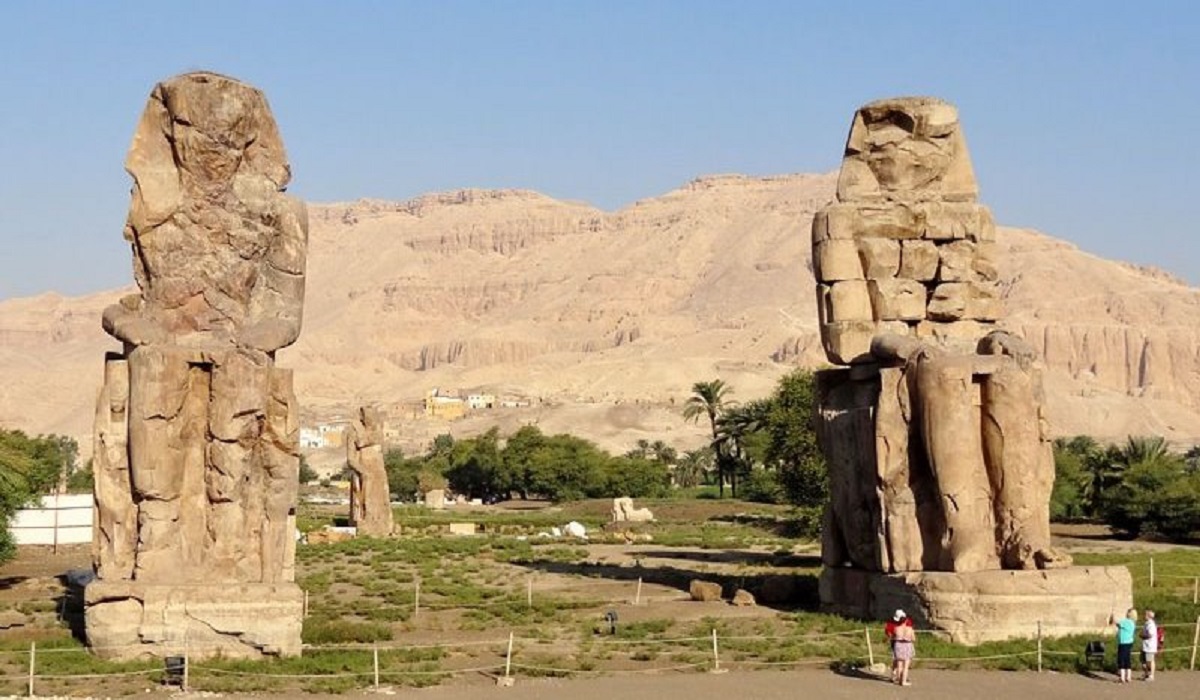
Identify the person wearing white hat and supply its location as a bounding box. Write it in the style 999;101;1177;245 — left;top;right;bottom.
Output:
885;610;914;685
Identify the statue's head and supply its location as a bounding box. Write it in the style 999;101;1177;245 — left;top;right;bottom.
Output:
837;97;977;203
814;97;999;366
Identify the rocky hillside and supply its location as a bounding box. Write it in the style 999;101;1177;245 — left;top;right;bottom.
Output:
2;172;1198;458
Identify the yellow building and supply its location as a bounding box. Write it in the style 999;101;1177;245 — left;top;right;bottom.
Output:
424;389;466;420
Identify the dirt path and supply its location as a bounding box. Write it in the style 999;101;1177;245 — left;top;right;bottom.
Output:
210;668;1191;700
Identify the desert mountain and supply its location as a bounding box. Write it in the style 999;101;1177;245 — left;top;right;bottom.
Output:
2;172;1199;461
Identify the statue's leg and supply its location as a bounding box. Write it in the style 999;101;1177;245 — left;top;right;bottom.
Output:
261;366;300;583
915;355;999;572
128;347;203;581
93;353;136;579
981;358;1054;568
207;350;271;581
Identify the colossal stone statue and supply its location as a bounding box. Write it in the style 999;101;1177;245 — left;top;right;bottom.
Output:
346;406;394;537
85;72;307;659
814;97;1130;643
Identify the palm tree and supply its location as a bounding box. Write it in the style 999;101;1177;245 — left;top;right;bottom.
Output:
673;449;712;489
683;379;733;497
649;440;677;465
715;401;768;498
1117;436;1173;467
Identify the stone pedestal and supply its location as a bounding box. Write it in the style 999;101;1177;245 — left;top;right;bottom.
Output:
820;566;1133;644
85;582;304;660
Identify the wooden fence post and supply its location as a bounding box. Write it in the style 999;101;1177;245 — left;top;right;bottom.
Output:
373;645;380;688
27;642;35;698
1190;615;1200;671
505;631;514;680
865;626;875;667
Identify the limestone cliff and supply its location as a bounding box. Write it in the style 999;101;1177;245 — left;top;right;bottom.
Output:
1;173;1198;454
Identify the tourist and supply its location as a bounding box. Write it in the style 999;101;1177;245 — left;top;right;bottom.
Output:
886;609;915;685
892;614;916;686
1112;607;1138;683
1141;609;1158;681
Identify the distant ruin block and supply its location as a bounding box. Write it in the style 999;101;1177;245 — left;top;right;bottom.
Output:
86;72;307;661
611;497;654;523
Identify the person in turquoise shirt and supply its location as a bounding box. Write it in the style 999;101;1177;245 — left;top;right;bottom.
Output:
1113;608;1138;683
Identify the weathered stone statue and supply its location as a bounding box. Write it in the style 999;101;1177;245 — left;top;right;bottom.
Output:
85;72;307;659
346;406;394;536
814;97;1131;642
610;497;654;523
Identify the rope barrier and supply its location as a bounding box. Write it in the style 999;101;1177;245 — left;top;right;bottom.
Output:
191;664;499;679
15;617;1200;689
508;661;708;675
31;667;164;680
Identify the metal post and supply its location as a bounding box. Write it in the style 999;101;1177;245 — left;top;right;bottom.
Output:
1036;621;1043;673
504;632;514;679
865;626;874;667
635;577;643;606
52;492;59;555
373;645;380;688
27;642;35;698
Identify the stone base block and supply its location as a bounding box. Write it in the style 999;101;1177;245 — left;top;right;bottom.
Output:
820;566;1132;645
85;581;304;660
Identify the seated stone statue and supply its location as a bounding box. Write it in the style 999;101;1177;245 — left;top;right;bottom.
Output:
813;97;1069;574
92;71;307;585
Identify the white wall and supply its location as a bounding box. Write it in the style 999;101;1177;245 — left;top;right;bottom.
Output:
11;493;93;545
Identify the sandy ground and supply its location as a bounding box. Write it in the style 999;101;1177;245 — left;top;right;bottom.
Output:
200;668;1192;700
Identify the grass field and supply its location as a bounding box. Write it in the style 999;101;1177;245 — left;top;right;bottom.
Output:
2;500;1199;695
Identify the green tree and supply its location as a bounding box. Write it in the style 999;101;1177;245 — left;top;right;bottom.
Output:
601;456;670;499
298;456;318;485
0;430;74;562
1050;442;1087;520
444;428;503;500
683;379;734;498
673;449;712;489
715;400;768;498
761;370;825;508
1099;436;1195;539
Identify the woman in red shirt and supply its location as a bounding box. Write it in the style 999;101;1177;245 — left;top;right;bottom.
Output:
885;610;915;685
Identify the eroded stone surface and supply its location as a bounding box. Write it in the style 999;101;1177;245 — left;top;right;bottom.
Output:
814;97;1070;579
819;566;1133;645
611;497;655;523
87;71;306;660
346;406;394;536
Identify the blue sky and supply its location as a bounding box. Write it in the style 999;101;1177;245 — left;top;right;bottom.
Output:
1;1;1197;299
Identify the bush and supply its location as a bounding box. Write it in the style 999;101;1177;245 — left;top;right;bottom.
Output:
301;619;393;644
741;469;783;504
1100;461;1200;539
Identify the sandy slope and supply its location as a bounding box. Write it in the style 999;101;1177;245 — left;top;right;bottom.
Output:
1;172;1198;457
